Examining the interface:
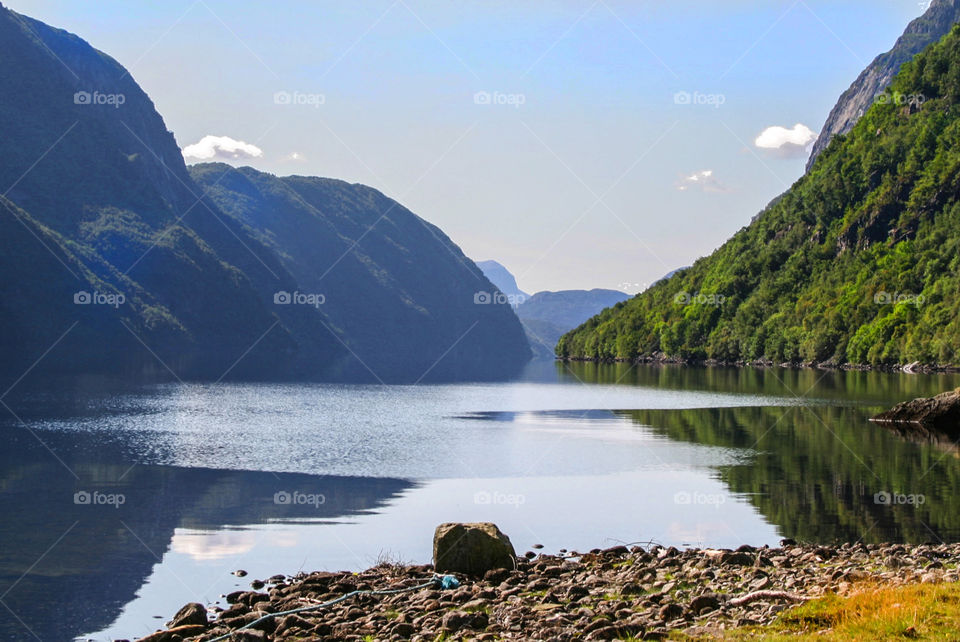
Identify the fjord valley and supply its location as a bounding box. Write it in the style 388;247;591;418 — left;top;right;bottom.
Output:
2;1;960;641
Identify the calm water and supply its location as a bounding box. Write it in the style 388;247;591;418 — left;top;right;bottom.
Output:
1;362;959;641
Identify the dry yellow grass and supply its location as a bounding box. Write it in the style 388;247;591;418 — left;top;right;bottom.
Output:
681;583;960;641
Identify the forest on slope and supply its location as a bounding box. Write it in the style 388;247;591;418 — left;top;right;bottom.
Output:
559;25;960;368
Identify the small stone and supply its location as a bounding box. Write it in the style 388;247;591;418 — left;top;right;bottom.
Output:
441;610;468;632
233;569;248;577
689;594;721;615
659;603;684;621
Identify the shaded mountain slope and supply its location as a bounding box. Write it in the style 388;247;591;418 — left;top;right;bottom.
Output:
191;164;531;381
0;5;530;382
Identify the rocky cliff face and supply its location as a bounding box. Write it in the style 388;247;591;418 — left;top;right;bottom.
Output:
806;0;960;171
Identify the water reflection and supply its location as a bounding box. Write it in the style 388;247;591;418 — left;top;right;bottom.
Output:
558;361;960;403
1;366;958;640
617;406;960;544
0;433;414;641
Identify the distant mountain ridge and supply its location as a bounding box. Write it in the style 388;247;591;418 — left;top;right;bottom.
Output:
807;0;960;170
476;260;529;304
0;6;530;382
476;261;630;358
518;289;631;358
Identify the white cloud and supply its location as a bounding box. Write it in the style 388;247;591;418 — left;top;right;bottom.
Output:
676;169;730;193
754;123;816;158
181;135;264;163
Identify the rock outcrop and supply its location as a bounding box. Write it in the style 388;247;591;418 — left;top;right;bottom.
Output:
872;388;960;432
806;0;960;170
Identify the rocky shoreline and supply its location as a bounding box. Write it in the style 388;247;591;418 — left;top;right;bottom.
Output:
137;542;960;641
558;355;960;374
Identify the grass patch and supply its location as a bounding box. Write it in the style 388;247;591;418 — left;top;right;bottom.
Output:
705;583;960;641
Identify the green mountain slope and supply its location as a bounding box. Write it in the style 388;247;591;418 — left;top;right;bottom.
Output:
559;25;960;368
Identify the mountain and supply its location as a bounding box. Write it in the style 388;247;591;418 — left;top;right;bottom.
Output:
806;0;960;170
477;260;529;304
559;25;960;368
191;164;532;380
518;289;631;357
0;6;530;383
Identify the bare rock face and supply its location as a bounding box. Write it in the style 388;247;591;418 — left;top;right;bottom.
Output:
433;522;516;576
807;0;960;171
871;388;960;432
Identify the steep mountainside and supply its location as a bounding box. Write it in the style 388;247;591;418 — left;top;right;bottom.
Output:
0;5;530;382
560;25;960;368
191;165;531;380
807;0;960;170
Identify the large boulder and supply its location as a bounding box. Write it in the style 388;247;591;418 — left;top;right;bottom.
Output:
871;389;960;433
433;522;516;576
166;602;208;628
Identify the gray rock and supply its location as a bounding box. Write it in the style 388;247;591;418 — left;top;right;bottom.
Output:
433;522;516;576
806;0;960;171
165;602;207;628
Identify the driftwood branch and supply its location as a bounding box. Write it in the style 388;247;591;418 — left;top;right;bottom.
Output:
727;590;809;607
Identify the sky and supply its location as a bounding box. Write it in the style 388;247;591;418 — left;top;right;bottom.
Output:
5;0;928;294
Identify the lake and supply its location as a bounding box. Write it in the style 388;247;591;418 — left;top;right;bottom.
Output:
1;362;958;641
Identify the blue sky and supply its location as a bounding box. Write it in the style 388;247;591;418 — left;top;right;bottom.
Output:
7;0;926;293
